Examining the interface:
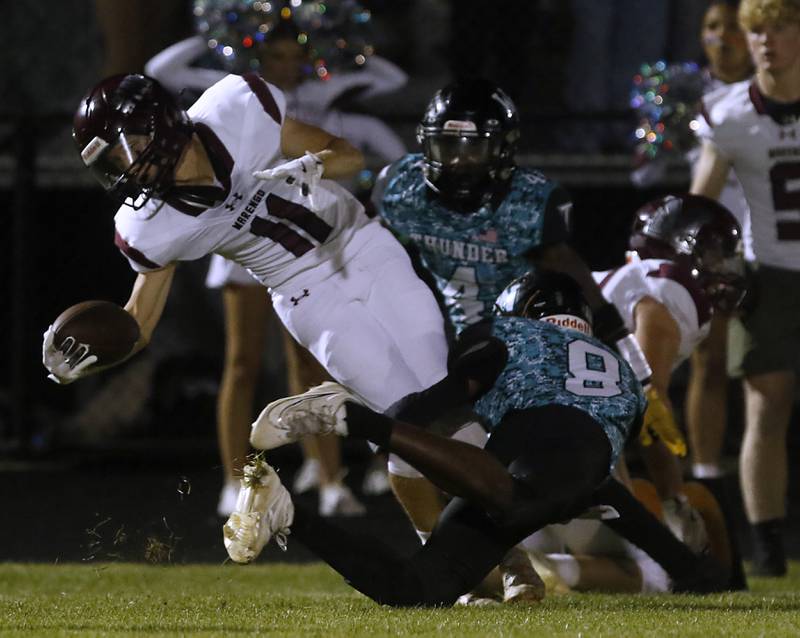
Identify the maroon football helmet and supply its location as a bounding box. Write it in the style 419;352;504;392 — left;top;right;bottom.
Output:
629;194;747;312
73;74;194;209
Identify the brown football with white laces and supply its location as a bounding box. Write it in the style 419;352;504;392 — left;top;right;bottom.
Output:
52;300;140;366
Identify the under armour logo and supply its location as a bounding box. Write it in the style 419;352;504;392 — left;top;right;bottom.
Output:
290;289;310;306
780;128;797;140
224;192;245;211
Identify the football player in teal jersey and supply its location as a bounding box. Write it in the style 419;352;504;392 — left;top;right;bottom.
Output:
374;78;575;335
371;79;683;537
223;271;729;605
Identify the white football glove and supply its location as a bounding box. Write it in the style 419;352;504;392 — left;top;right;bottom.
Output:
42;325;98;385
253;152;324;209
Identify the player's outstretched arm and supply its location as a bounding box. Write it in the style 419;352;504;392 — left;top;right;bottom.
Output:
632;297;687;457
633;298;680;403
124;264;177;353
42;264;176;384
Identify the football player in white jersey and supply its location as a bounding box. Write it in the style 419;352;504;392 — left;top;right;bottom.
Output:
147;17;405;518
43;72;450;450
586;194;746;584
691;0;800;576
515;195;746;596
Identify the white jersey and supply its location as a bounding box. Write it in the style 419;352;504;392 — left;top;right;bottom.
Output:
145;38;407;290
593;257;712;369
114;74;370;289
696;80;800;270
688;75;753;260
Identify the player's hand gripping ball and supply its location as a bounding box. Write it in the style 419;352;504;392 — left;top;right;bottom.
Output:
42;301;140;384
253;152;324;209
640;386;687;456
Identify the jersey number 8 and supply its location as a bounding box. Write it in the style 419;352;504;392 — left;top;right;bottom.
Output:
565;340;622;398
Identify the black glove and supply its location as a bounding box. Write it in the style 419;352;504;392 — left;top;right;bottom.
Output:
593;303;629;347
448;326;509;395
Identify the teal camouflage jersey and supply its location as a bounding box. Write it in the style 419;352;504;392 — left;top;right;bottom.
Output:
378;154;570;333
470;317;646;467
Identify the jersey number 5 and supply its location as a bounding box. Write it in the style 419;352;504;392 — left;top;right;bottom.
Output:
769;161;800;241
565;340;622;398
250;193;333;256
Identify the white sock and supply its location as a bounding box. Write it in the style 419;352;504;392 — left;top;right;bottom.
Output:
692;463;724;479
544;553;581;588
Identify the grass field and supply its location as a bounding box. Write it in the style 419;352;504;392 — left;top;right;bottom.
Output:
2;562;800;637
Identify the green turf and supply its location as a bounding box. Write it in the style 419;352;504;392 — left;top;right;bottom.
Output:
1;562;799;637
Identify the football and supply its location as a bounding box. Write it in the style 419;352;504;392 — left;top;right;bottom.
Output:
52;300;140;366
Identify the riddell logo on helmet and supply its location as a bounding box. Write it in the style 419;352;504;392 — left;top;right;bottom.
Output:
81;136;109;166
443;120;477;133
541;314;591;335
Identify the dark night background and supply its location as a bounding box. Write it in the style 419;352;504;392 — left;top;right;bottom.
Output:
0;0;797;565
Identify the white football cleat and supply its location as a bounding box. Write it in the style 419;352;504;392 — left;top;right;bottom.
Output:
250;381;358;450
223;457;294;564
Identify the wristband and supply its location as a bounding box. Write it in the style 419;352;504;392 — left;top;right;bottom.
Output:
616;333;653;384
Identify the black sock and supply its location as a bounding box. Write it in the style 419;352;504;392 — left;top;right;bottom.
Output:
385;374;470;425
345;401;393;448
696;476;748;590
751;518;783;559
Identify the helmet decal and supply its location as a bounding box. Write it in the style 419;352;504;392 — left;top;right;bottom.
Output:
443;120;478;134
80;136;110;166
495;270;593;334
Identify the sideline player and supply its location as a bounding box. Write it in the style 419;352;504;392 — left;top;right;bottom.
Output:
371;78;678;538
223;271;728;605
684;0;753;499
42;72;449;457
691;0;800;576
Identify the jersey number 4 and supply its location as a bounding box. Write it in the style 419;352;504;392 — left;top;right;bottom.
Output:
250;193;333;256
565;340;622;398
443;266;484;324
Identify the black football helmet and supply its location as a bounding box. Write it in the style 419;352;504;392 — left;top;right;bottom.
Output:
73;74;194;209
629;194;746;312
417;78;520;211
495;270;593;335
